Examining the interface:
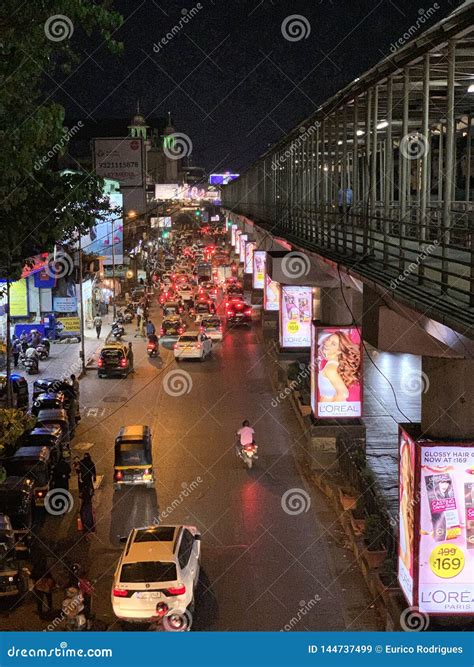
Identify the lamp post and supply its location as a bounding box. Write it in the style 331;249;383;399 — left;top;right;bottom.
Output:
78;233;86;374
111;218;117;321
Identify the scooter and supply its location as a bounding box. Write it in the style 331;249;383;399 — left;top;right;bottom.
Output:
111;322;125;340
36;343;49;360
117;310;133;324
237;442;258;470
147;336;159;358
19;353;39;375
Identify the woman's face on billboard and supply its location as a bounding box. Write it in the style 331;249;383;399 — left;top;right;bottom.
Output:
322;334;340;359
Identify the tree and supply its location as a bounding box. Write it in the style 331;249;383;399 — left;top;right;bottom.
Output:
0;409;37;457
0;1;123;404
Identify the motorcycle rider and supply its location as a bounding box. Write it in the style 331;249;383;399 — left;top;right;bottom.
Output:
236;419;255;457
24;344;39;371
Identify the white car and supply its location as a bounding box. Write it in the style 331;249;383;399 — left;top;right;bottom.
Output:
174;332;212;361
161;273;172;286
112;524;201;624
200;316;223;341
178;285;193;301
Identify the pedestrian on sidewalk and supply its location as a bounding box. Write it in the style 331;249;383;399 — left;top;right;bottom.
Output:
12;336;21;367
79;453;96;493
93;315;102;339
136;304;143;330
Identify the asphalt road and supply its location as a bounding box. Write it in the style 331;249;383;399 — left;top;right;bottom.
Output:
1;292;381;632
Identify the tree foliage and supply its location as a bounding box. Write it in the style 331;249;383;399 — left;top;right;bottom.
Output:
0;409;36;456
0;1;123;280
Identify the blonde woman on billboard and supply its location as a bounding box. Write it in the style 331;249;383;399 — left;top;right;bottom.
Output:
318;331;361;402
399;438;415;573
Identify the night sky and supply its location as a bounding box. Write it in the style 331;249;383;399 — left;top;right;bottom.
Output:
56;0;462;172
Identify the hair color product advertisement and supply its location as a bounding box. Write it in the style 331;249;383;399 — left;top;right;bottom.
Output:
235;229;242;254
313;326;362;417
398;428;416;605
244;241;256;274
264;273;280;311
417;444;474;614
279;286;312;348
253;251;266;289
231;224;237;246
239;234;248;263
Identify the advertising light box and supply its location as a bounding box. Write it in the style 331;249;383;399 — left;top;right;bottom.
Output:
397;430;474;615
312;326;363;418
244;241;256;274
231;224;237;246
253;251;266;289
235;230;242;254
239;234;248;263
279;286;312;348
94;138;144;187
264;273;280;311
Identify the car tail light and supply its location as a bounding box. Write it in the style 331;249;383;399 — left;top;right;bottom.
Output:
36;490;44;497
167;584;186;596
113;588;128;597
173;343;178;349
97;358;103;368
115;470;123;480
227;311;233;317
245;309;252;315
160;328;164;336
196;343;202;349
144;468;150;475
120;357;127;368
178;327;184;334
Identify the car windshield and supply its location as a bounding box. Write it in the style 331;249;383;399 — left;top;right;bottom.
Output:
102;349;123;359
203;319;220;328
116;444;148;466
196;304;209;312
179;335;198;342
120;561;177;583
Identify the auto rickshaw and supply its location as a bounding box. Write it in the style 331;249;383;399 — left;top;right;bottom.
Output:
0;476;35;553
114;425;155;489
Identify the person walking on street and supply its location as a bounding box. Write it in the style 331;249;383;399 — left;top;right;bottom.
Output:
136;304;143;330
70;374;80;401
93;315;102;339
52;458;71;491
146;319;155;337
79;485;96;537
79;453;96;493
127;342;134;372
31;563;56;619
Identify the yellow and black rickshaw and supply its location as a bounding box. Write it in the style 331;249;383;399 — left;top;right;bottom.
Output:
113;425;155;489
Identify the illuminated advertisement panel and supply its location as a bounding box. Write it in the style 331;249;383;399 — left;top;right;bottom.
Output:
398;428;416;605
9;279;28;317
94;138;144;187
239;234;248;263
264;274;280;311
86;192;123;263
417;442;474;614
279;286;312;349
231;224;237;246
313;326;362;418
235;230;242;254
253;251;266;289
244;241;256;274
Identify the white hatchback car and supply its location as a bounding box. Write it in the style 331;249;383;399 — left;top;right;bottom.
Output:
174;332;212;361
112;524;201;624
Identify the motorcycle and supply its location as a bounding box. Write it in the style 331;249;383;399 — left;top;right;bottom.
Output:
36;343;49;360
147;336;159;358
20;352;39;375
237;442;258;470
111;322;125;340
117;310;132;324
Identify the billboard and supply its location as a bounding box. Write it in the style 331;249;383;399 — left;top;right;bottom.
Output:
209;173;239;185
253;251;266;289
417;442;474;614
264;273;279;311
312;326;363;418
239;234;248;263
235;230;242;254
94;138;144;187
9;279;28;317
231;224;238;247
85;193;123;264
244;241;256;274
398;428;416;605
155;183;181;200
53;297;77;313
279;286;312;348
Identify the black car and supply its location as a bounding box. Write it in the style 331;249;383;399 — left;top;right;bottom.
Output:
0;476;35;552
18;426;65;463
0;374;29;410
97;342;131;378
226;299;252;325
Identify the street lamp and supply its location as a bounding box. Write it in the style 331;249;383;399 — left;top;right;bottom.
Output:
111;218;117;320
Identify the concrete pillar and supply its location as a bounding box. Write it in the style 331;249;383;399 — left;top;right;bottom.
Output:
421;357;474;439
320;286;355;325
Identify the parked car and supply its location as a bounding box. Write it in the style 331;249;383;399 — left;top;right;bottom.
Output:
35;408;72;455
18;426;65;464
0;374;29;410
111;524;201;624
0;477;35;554
3;446;54;507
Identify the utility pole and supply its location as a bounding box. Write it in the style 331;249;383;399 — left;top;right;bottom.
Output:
78;233;86;375
5;280;12;408
111;219;117;320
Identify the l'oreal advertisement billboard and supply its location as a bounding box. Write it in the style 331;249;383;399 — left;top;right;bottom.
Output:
312;326;363;418
397;429;474;615
253;251;266;289
235;230;242;254
84;192;123;264
264;273;280;311
244;241;256;274
239;235;248;263
231;224;238;246
279;286;312;348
